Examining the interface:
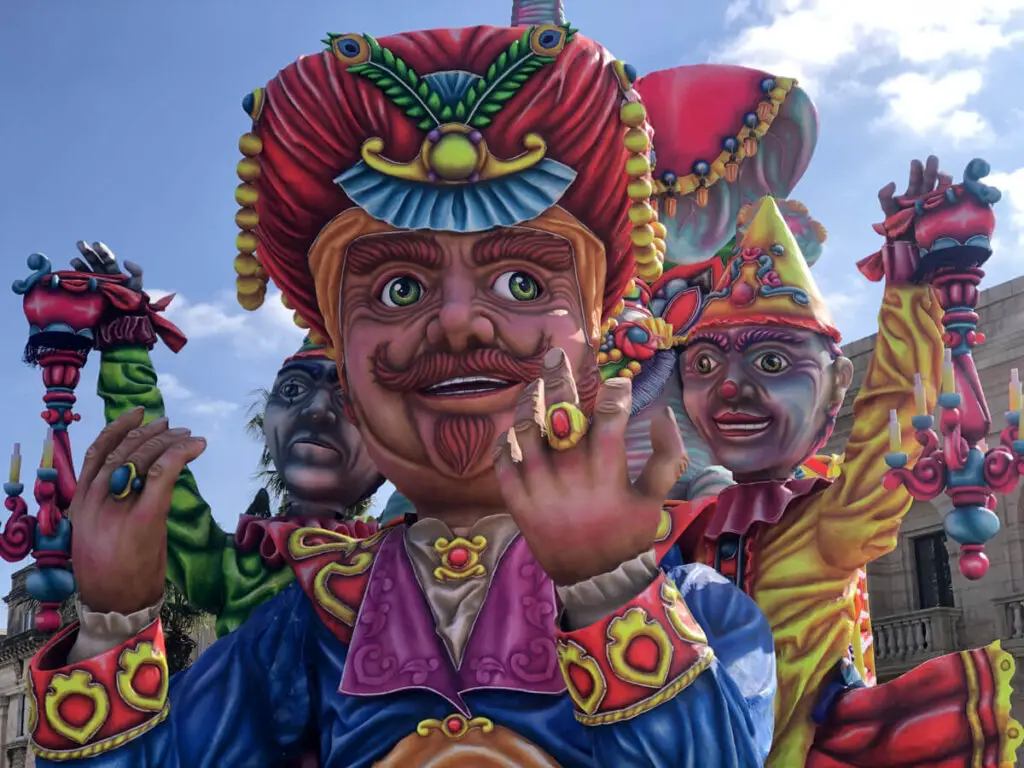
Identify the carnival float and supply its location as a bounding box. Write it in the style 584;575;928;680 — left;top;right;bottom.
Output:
4;0;1022;765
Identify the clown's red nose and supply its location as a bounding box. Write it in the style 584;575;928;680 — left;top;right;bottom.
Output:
720;380;739;399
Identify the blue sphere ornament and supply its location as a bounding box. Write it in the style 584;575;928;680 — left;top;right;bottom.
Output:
722;136;739;153
717;536;740;560
623;62;638;84
242;92;255;116
692;160;711;176
625;326;650;344
26;567;76;604
744;112;759;129
760;77;776;93
944;505;1001;546
661;170;677;185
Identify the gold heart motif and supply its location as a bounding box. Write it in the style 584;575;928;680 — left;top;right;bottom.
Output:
44;670;110;746
606;607;674;688
556;640;607;715
117;641;169;712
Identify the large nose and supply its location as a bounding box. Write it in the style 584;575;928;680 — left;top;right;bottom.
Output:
426;273;496;351
720;361;756;402
301;387;337;426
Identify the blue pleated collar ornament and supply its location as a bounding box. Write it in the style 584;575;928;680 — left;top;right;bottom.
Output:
326;26;579;232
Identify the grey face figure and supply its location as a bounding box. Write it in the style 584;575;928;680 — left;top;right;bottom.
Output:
262;357;382;514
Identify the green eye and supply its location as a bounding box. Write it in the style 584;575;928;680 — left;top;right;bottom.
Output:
381;276;423;307
755;352;788;373
693;354;717;375
494;271;541;301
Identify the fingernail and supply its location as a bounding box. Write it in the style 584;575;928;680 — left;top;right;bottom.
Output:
543;348;564;369
167;427;190;437
604;377;631;389
191;437;207;446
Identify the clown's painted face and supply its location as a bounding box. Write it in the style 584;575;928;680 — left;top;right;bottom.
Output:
681;326;852;481
263;358;381;509
339;226;600;506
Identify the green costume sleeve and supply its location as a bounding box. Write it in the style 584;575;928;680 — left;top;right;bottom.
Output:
96;345;294;636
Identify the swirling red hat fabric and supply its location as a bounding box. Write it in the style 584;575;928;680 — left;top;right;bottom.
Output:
250;26;636;343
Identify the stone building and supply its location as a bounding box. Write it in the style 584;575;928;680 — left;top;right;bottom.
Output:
0;566;216;768
824;275;1024;716
0;567;45;768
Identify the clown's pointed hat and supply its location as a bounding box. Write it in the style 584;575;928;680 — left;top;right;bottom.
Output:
283;334;329;365
689;196;840;342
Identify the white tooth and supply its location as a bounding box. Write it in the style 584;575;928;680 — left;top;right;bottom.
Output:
716;420;770;431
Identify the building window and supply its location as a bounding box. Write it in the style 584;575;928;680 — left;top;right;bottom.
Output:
914;531;955;609
16;694;25;737
20;607;33;634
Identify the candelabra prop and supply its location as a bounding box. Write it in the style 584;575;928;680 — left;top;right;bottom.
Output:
881;159;1010;581
6;251;185;631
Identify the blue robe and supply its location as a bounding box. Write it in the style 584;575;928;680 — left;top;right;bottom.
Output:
43;563;775;767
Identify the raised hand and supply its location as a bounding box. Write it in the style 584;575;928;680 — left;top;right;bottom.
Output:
494;348;687;586
877;155;953;219
71;408;206;614
71;240;144;292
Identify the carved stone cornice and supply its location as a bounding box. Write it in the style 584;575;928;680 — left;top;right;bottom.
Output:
0;631;43;665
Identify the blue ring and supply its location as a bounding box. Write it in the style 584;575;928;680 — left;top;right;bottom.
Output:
109;462;142;501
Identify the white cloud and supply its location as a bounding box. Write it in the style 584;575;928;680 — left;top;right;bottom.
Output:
713;0;1024;137
157;372;240;421
986;167;1024;248
147;287;305;359
715;0;1024;84
724;0;753;26
874;70;988;142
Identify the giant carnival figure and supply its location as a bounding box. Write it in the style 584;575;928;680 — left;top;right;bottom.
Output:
655;176;1022;766
24;16;784;768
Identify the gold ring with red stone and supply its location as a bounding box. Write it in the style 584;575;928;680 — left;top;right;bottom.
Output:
545;402;589;451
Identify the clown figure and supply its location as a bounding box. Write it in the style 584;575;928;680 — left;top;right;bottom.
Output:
667;182;1019;765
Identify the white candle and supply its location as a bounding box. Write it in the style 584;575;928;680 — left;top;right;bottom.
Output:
913;373;927;415
888;409;901;453
8;443;20;484
941;349;955;394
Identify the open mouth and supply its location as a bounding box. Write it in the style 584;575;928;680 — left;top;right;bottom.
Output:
420;376;517;398
712;412;773;437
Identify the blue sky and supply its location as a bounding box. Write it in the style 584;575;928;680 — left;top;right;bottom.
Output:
1;1;1023;627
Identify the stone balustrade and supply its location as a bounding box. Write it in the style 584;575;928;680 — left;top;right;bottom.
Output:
872;607;964;676
994;594;1024;654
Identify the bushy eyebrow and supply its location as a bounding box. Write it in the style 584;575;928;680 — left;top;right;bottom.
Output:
471;230;573;271
735;328;803;352
345;233;444;275
687;332;730;352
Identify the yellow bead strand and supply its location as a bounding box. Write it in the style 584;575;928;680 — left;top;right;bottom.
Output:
234;127;269;311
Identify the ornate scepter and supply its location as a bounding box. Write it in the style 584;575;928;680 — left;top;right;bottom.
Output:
881;159;1014;581
10;251;186;631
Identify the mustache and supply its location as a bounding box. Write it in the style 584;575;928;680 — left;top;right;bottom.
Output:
372;337;551;392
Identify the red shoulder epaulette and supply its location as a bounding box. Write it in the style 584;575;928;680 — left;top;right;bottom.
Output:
653;497;717;564
268;524;396;644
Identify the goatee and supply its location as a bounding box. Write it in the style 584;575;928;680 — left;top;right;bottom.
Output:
435;415;495;476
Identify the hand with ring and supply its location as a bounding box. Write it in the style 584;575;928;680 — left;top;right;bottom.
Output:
70;408;207;614
493;347;689;586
